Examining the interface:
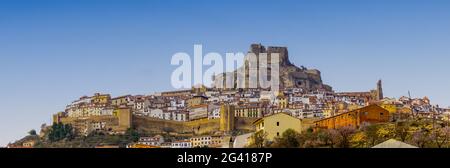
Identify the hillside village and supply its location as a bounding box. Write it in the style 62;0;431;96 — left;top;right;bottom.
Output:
8;44;450;148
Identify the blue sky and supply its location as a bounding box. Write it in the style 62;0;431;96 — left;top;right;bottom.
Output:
1;0;450;146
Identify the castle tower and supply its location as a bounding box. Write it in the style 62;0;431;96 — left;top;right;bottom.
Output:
219;104;235;132
250;43;266;54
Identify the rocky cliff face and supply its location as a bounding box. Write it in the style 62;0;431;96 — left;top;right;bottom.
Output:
214;44;332;92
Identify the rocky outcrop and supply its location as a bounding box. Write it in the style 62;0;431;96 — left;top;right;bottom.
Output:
214;44;332;92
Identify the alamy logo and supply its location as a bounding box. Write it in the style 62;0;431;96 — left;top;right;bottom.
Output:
171;44;280;92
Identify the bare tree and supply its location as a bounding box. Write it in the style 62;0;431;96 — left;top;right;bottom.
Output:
337;126;356;148
433;126;450;148
411;129;431;148
317;129;340;148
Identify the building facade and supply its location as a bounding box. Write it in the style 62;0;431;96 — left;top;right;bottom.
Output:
253;112;303;141
314;104;390;129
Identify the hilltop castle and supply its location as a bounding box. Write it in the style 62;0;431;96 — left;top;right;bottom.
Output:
213;44;332;92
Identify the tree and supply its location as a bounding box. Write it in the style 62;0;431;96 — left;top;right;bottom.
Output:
395;122;410;142
337;126;356;148
350;132;368;148
250;131;268;148
376;124;395;142
272;129;301;148
362;124;380;146
298;131;320;148
433;126;450;148
317;129;340;148
125;128;140;142
48;123;74;142
302;139;321;148
411;129;431;148
28;129;37;136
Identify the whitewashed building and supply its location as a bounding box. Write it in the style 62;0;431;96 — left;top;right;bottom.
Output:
149;109;164;119
171;140;192;148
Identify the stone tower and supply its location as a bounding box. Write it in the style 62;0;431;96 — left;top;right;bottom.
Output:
250;43;266;54
219;104;235;132
377;80;383;100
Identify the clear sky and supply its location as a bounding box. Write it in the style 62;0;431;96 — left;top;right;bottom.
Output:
1;0;450;146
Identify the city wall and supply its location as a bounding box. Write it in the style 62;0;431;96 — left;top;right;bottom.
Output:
133;116;258;135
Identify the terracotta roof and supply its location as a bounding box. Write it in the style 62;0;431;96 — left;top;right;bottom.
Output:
252;112;300;125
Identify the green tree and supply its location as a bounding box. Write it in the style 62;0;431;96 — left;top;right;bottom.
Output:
28;129;37;136
377;124;395;141
125;128;140;142
362;124;380;146
272;129;301;148
250;131;268;148
350;132;368;148
298;131;319;148
48;122;74;142
395;122;410;142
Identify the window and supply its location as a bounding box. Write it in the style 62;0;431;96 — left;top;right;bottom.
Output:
380;113;384;115
277;132;280;136
277;122;280;126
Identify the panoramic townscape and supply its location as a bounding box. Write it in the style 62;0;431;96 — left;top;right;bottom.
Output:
8;44;450;148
